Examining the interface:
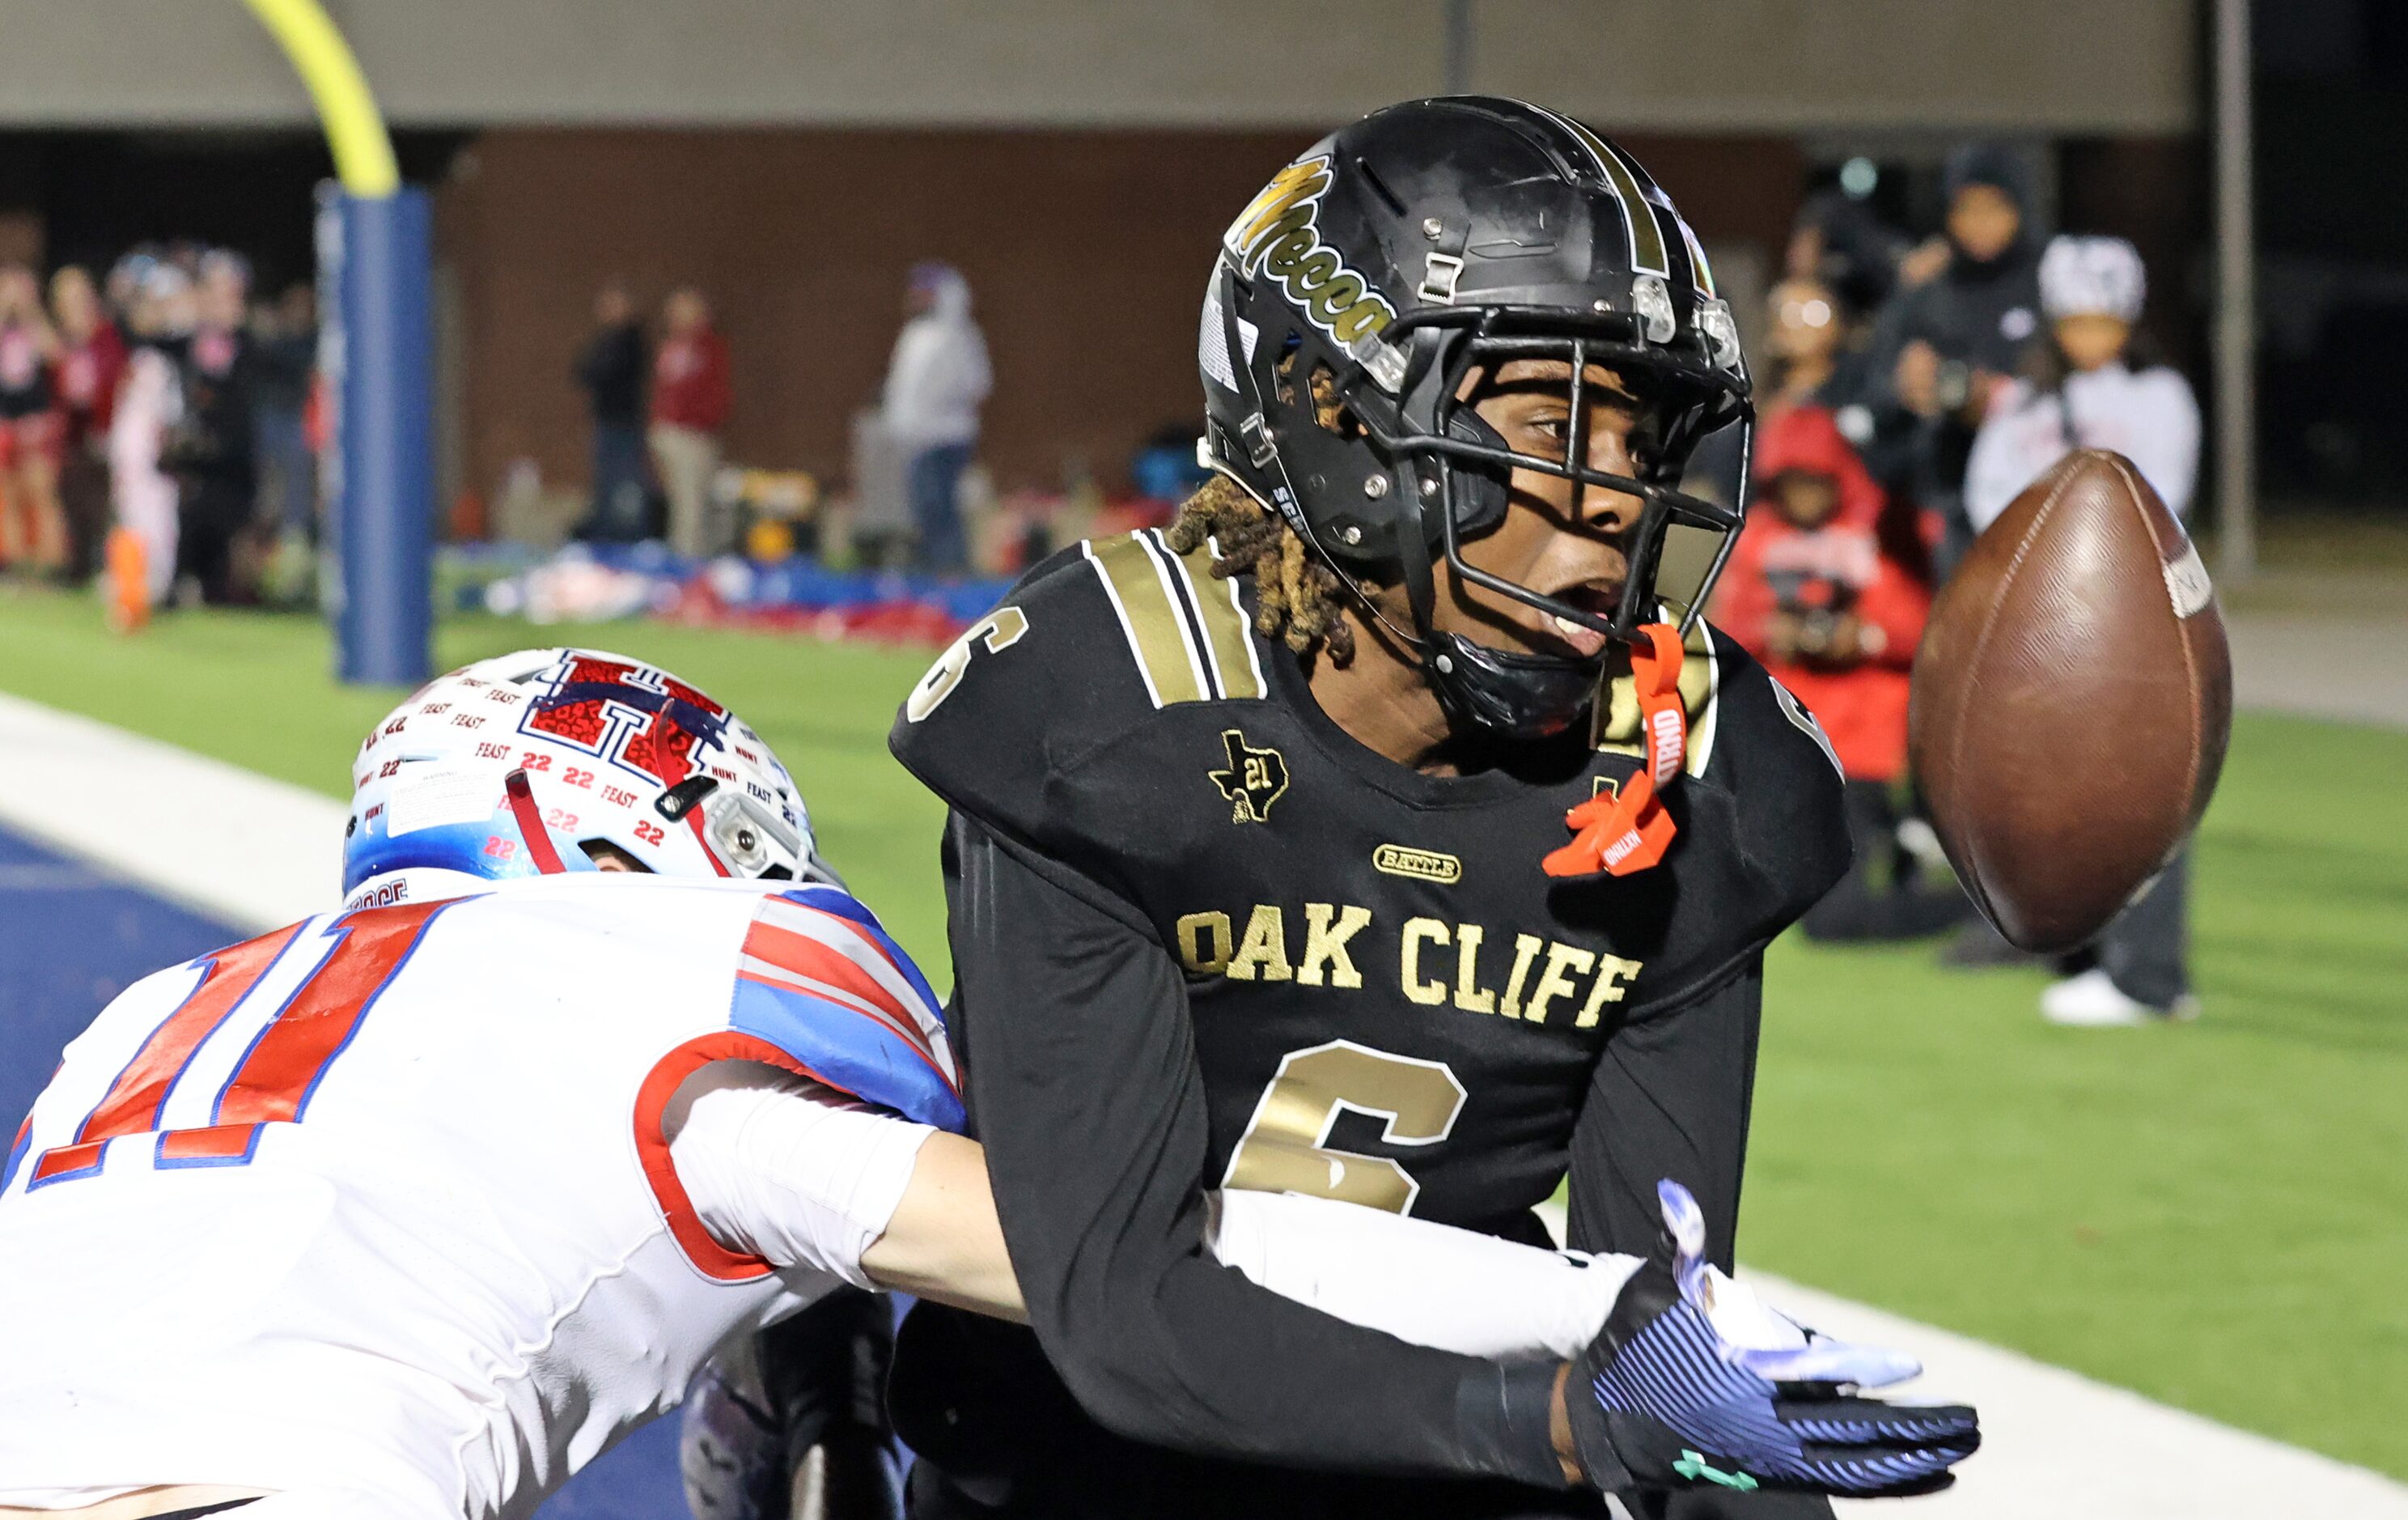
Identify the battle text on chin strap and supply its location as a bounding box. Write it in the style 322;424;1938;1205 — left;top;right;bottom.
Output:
1543;622;1685;879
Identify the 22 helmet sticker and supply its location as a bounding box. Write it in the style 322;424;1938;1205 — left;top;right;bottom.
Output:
1224;155;1397;348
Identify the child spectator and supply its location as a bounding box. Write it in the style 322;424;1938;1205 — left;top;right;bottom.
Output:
1964;234;2202;1025
110;264;193;609
1715;405;1964;941
1965;235;2199;531
49;266;127;583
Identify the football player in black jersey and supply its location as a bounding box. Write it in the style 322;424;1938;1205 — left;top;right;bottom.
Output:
880;97;1973;1518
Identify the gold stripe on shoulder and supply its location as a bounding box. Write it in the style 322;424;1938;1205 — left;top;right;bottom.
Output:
1086;533;1209;708
1167;535;1267;701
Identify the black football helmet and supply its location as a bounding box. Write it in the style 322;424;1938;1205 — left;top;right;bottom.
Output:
1198;96;1751;741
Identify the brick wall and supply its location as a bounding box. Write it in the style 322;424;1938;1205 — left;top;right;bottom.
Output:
435;127;1801;499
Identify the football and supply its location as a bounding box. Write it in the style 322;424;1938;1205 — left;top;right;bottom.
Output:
1909;449;2233;953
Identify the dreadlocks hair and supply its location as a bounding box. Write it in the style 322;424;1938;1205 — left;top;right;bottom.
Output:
1166;476;1359;669
1164;355;1362;667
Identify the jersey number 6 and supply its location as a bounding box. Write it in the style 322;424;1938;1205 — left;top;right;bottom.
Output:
905;606;1030;723
1220;1039;1467;1215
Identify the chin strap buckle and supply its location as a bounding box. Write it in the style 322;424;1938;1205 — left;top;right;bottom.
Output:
1543;623;1686;878
1238;413;1278;467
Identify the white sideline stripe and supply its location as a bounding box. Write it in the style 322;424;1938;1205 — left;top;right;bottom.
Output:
1537;1212;2403;1514
0;691;345;932
2227;614;2408;731
6;690;2406;1513
1753;1272;2408;1518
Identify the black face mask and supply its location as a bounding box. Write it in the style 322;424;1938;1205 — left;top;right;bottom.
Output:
1423;631;1604;743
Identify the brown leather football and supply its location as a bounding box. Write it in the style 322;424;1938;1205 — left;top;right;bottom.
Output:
1909;449;2232;953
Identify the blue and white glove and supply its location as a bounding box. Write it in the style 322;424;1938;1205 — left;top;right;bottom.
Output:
1564;1180;1980;1498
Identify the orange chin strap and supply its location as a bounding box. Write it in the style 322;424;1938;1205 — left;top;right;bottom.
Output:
1543;622;1686;878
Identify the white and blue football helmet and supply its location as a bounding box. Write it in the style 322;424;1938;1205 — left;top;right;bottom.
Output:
342;647;825;907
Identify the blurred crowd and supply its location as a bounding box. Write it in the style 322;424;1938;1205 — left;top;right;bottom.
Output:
570;261;994;576
1713;143;2202;1027
573;282;736;558
0;244;320;611
2;155;2192;1021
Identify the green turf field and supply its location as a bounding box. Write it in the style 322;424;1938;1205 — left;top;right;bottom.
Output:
4;583;2404;1478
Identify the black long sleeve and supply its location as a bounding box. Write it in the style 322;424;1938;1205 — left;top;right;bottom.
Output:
943;814;1566;1487
1562;960;1841;1520
574;324;647;424
1562;956;1766;1271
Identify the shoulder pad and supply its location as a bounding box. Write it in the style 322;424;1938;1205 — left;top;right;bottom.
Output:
1075;529;1270;708
1689;631;1847;788
728;885;964;1131
889;530;1267;842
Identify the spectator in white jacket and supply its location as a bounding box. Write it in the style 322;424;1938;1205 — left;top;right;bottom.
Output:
1962;234;2203;1028
1965;235;2200;532
880;263;990;574
108;264;195;609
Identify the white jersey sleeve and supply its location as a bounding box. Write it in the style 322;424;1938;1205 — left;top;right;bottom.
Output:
668;1064;933;1291
1209;1189;1637;1361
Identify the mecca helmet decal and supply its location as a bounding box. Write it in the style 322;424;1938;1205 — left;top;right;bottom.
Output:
1198;96;1751;741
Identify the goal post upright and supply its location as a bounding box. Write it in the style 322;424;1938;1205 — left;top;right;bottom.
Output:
244;0;434;686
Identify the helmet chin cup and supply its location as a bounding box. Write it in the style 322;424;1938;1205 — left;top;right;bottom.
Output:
1424;631;1603;743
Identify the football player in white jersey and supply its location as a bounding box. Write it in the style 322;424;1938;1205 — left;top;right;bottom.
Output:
0;647;1942;1520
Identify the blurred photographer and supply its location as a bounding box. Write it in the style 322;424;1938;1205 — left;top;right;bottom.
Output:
164;250;259;603
1860;144;2045;575
1716;406;1965;941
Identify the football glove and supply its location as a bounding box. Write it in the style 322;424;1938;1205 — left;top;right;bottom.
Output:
1564;1180;1981;1499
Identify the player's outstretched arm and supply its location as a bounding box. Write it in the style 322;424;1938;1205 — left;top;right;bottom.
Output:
866;1125;1985;1497
1208;1185;1980;1498
666;1056;1631;1349
871;1136;1630;1352
1206;1189;1634;1361
670;1037;1978;1497
1550;960;1982;1499
858;1128;1023;1319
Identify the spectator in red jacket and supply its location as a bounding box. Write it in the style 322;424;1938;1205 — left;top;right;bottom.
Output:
1715;405;1965;940
648;287;733;560
49;265;126;582
0;264;65;575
